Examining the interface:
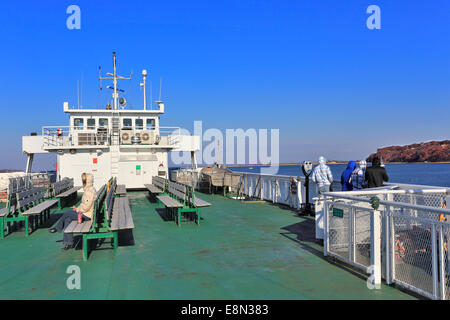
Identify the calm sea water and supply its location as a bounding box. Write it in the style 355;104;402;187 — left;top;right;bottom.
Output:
228;163;450;188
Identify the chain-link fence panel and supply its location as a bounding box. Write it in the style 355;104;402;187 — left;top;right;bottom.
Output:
354;209;371;267
328;204;350;260
393;193;446;208
392;214;434;297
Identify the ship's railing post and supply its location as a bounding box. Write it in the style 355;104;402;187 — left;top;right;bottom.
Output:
370;208;382;286
384;206;392;284
323;196;329;256
438;224;446;300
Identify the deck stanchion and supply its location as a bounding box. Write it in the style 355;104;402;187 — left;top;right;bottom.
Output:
349;208;355;263
323;197;329;256
370;209;381;286
384;207;393;285
439;225;446;299
432;223;439;299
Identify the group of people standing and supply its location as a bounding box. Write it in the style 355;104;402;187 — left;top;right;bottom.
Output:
311;156;389;194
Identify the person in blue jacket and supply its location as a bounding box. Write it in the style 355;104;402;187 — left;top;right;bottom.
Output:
341;161;357;191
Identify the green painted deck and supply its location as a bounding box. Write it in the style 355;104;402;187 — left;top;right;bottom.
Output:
0;191;415;300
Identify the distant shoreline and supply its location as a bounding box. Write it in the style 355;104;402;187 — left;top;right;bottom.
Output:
1;161;449;173
224;161;450;167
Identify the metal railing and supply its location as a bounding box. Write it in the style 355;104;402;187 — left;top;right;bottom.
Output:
323;189;450;299
0;173;52;201
42;125;181;148
172;169;342;209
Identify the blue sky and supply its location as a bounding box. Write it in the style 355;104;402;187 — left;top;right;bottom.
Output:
0;0;449;170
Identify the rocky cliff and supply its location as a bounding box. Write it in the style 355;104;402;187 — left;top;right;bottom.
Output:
367;140;450;163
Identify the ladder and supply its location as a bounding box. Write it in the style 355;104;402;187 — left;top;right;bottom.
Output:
110;112;120;177
111;112;120;145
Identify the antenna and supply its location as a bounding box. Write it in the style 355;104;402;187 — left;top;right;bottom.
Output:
140;69;148;110
98;66;102;91
80;72;83;109
150;80;152;110
159;77;162;101
98;52;132;111
77;80;80;109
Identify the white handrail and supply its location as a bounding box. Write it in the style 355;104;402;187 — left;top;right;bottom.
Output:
325;192;450;215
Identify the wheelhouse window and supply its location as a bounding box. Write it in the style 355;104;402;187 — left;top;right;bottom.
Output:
87;118;96;130
73;118;84;130
146;118;155;129
122;118;132;129
99;118;108;128
135;119;143;130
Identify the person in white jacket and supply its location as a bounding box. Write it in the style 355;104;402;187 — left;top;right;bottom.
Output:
311;156;333;195
49;173;97;250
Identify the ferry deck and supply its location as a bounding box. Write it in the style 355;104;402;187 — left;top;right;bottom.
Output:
0;190;414;300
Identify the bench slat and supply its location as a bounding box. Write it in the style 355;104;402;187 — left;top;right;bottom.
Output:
0;207;8;217
115;184;126;196
152;176;166;190
56;186;81;198
111;197;134;230
157;195;183;208
122;198;134;229
193;197;211;207
64;220;93;233
81;220;93;233
18;190;46;209
64;220;78;233
22;200;58;215
53;178;74;195
144;184;163;194
120;198;127;229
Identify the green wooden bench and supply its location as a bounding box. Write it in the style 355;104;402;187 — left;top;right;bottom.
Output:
156;180;211;226
144;176;167;203
0;188;19;239
64;177;134;261
50;178;82;209
0;186;58;238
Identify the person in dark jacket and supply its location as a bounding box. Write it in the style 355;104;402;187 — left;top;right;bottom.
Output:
341;161;357;191
365;157;389;188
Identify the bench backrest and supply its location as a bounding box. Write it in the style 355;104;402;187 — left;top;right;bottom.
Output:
168;181;187;204
185;185;197;208
174;183;199;208
104;177;117;222
3;189;20;216
153;176;167;191
53;178;74;196
16;187;46;212
90;183;107;230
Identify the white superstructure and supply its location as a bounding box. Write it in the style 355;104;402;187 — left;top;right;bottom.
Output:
22;53;199;189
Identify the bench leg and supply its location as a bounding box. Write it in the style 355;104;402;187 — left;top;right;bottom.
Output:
113;232;118;256
24;217;29;237
177;208;181;227
196;208;200;225
82;234;88;261
0;217;4;239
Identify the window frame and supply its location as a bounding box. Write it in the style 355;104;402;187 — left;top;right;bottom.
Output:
73;117;84;130
122;118;132;129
